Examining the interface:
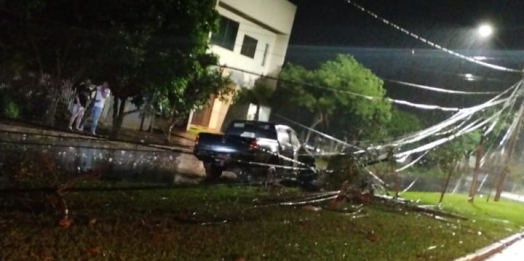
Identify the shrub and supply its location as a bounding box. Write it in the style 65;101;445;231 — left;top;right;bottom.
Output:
0;90;21;119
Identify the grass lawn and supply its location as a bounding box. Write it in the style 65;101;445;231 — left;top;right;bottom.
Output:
2;185;524;261
403;192;524;228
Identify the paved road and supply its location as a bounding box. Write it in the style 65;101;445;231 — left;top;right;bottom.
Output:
483;192;523;261
485;238;524;261
501;192;524;203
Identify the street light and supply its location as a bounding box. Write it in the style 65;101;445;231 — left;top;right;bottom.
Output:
478;23;494;38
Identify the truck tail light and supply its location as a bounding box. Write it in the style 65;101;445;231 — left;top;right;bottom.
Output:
249;140;259;150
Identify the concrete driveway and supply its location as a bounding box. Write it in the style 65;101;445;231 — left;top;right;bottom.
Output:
484;192;523;261
485;238;524;261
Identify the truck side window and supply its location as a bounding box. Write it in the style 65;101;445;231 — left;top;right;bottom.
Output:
277;127;290;144
290;131;300;146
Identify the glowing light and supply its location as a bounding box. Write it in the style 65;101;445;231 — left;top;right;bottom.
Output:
465;73;475;81
478;24;494;38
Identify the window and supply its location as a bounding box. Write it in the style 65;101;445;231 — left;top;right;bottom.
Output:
261;44;269;66
211;16;239;51
240;35;258;58
226;121;277;140
289;131;300;147
276;126;290;145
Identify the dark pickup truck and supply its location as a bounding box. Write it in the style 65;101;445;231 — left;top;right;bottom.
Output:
193;120;318;185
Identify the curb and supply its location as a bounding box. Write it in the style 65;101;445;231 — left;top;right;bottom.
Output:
454;232;524;261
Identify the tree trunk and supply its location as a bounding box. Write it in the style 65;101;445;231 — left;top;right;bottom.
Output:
468;135;484;203
495;102;524;201
389;148;399;199
110;97;126;139
166;108;182;143
167;122;174;142
439;167;454;205
139;111;146;131
254;104;260;121
112;97;119;121
305;113;323;144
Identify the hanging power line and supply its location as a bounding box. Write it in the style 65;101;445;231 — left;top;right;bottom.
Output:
384;79;500;95
360;81;522;152
220;65;496;112
344;0;523;73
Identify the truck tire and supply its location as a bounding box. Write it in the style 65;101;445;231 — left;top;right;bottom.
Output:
298;164;321;192
204;164;223;182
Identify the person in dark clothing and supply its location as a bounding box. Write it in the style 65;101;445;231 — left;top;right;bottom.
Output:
68;84;90;131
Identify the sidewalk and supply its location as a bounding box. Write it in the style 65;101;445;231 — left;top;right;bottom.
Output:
485;238;524;261
0;118;194;152
501;192;524;203
0;121;206;177
486;193;524;260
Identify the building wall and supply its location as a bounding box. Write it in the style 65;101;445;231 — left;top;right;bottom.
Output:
192;0;296;131
219;0;296;35
98;96;153;131
102;0;296;133
212;0;295;81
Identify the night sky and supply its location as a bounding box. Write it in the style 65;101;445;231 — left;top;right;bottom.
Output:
288;0;524;49
285;0;524;106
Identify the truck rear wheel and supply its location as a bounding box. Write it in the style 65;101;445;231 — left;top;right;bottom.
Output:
298;164;321;192
204;163;223;182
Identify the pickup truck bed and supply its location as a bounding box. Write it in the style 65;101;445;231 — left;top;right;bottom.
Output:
194;132;279;166
193;120;317;184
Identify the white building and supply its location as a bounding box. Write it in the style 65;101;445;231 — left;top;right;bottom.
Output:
190;0;297;132
100;0;297;133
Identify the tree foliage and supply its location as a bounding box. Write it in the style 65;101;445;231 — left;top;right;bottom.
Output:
235;82;275;121
156;66;234;141
276;54;392;142
386;109;423;139
0;0;104;124
0;0;224;137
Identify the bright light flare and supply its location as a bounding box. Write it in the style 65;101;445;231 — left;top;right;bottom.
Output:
478;24;494;38
465;73;476;81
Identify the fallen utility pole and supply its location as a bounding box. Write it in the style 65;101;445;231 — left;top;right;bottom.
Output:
468;135;485;203
388;147;399;199
494;100;524;202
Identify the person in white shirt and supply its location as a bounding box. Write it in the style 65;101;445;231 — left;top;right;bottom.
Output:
90;82;110;135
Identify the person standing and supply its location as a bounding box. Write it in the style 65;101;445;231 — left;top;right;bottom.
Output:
68;84;90;131
90;82;111;135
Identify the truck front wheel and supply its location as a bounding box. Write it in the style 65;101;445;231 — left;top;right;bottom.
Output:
204;163;223;182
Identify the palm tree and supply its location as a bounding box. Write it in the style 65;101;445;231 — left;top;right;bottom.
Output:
236;82;275;121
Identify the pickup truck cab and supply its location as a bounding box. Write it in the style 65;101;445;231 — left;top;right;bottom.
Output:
193;120;317;185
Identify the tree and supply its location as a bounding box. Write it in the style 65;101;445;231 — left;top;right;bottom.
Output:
235;82;275;121
156;66;234;141
434;144;461;205
277;54;392;143
0;0;103;125
465;108;514;202
1;0;222;138
386;109;423;140
91;0;221;138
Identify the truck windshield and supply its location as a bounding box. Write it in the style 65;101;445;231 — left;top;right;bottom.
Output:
226;122;277;140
